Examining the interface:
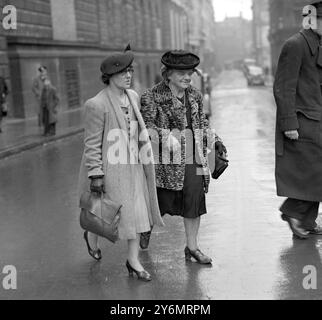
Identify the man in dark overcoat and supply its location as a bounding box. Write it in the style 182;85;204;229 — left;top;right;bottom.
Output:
40;78;59;136
0;76;9;133
274;1;322;239
32;65;48;126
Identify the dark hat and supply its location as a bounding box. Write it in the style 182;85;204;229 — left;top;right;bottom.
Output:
100;45;134;76
161;50;200;70
303;1;322;17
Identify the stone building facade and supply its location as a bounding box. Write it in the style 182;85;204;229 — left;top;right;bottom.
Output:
175;0;216;75
0;16;9;79
0;0;187;119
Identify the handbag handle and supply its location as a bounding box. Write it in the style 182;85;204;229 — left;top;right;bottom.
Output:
217;154;229;163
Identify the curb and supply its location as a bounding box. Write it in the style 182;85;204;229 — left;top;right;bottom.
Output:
0;127;84;160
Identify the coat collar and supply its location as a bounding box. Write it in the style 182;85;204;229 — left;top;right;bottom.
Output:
126;89;155;162
300;28;321;56
126;89;147;134
157;80;197;105
104;86;148;133
104;86;128;132
154;80;200;127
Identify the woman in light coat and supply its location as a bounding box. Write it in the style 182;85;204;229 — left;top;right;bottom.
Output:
78;47;164;281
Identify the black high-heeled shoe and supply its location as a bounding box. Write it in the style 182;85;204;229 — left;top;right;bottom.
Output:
83;231;102;261
125;260;152;282
184;246;212;264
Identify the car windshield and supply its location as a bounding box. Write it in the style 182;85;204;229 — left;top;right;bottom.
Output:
248;66;263;75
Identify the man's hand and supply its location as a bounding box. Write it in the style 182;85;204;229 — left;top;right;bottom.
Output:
284;130;299;140
90;177;105;194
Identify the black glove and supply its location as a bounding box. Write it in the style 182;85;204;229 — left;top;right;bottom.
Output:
215;141;227;155
90;176;105;194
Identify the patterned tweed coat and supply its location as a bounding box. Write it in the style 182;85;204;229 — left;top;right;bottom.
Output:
141;81;220;192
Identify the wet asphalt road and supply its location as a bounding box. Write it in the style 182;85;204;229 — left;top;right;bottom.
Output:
0;70;322;300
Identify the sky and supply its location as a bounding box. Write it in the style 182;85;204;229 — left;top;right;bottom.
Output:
212;0;253;22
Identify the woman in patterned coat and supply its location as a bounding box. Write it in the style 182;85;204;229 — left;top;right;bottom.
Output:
140;50;225;264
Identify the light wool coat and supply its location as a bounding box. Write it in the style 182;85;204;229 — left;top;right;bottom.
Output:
78;87;164;240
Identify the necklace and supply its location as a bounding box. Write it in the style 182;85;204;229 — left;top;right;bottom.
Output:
177;94;185;106
169;84;187;127
176;93;188;128
169;83;184;99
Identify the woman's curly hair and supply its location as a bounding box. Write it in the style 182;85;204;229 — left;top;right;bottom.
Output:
161;66;174;83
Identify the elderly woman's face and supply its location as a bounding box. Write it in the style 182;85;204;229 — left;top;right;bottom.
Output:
168;69;194;90
110;66;134;89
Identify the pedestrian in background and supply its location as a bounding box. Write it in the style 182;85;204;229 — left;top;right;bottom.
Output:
32;65;48;127
273;0;322;239
0;76;9;133
78;46;164;281
40;78;59;136
140;50;225;264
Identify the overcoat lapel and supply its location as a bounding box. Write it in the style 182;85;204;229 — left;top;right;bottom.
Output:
187;90;207;169
104;87;128;132
127;89;154;161
104;87;132;158
127;90;143;131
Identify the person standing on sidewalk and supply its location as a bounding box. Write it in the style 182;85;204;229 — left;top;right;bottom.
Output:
0;76;9;133
140;50;225;264
273;1;322;239
32;66;48;127
78;46;164;281
40;78;59;136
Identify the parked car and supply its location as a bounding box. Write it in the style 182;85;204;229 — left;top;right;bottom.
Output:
242;58;256;76
246;65;265;86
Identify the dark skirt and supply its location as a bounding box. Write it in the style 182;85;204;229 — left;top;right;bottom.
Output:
157;162;207;218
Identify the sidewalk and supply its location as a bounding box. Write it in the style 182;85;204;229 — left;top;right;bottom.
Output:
0;107;84;159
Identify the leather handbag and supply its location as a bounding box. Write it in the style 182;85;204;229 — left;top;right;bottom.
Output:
208;147;229;179
79;191;122;243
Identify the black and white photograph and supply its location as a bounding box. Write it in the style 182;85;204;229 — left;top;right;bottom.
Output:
0;0;322;307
